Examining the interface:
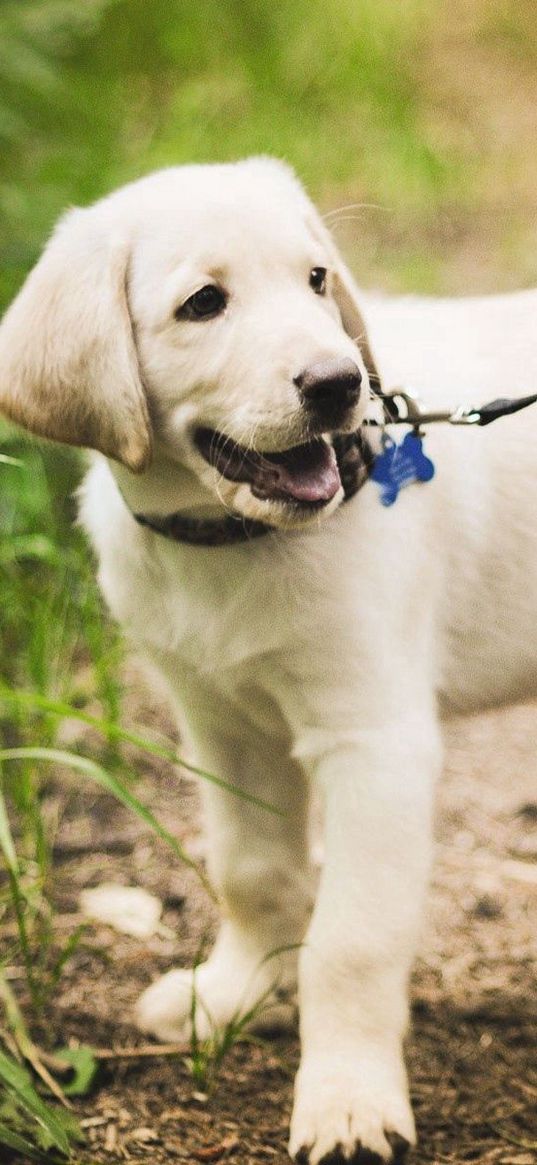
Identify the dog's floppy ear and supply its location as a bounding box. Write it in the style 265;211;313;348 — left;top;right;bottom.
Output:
0;207;152;472
305;207;380;384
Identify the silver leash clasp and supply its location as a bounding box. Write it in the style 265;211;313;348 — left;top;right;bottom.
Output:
379;389;482;427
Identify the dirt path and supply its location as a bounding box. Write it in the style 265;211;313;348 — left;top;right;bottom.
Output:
6;682;535;1165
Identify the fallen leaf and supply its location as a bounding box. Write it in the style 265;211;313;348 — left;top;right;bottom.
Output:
192;1135;239;1161
56;1045;98;1096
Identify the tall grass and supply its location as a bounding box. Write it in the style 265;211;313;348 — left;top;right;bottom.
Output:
0;426;125;1157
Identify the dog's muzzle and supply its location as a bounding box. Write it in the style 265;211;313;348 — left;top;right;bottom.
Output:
193;359;363;509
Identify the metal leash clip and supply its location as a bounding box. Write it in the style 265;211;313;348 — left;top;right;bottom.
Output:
374;387;537;429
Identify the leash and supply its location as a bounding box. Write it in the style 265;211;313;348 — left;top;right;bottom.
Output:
132;384;537;543
362;383;537;506
370;384;537;430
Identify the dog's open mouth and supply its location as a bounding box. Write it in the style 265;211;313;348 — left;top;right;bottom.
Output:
194;427;341;506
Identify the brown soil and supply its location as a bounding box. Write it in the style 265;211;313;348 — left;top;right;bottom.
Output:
4;672;536;1165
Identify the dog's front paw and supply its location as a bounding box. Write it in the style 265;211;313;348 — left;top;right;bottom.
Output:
136;959;296;1044
288;1055;415;1165
136;967;208;1043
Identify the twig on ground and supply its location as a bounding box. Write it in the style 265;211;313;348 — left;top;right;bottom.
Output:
91;1041;189;1061
38;1040;188;1075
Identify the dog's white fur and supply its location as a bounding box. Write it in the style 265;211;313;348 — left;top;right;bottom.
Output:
1;158;536;1165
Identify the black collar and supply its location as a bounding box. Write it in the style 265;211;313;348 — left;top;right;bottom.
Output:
133;427;375;547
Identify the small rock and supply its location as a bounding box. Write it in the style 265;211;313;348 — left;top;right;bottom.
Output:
503;859;537;886
472;894;503;920
103;1124;118;1153
131;1126;160;1144
80;883;163;938
500;1156;537;1165
515;801;537;823
509;835;537;860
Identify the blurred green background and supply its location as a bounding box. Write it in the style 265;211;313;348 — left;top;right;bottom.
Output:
1;0;537;314
1;0;537;702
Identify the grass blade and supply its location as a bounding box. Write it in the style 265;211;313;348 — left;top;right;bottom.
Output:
0;1119;48;1160
0;686;283;816
0;774;38;1001
0;453;24;466
0;747;216;900
47;925;87;997
0;970;70;1106
0;1049;72;1155
0;779;19;873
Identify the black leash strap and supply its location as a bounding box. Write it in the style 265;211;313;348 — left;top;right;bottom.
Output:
471;393;537;425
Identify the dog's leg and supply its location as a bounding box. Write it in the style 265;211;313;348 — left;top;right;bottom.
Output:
289;714;440;1165
137;680;313;1042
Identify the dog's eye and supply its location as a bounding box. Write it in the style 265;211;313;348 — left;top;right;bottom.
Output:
177;285;227;321
309;267;327;295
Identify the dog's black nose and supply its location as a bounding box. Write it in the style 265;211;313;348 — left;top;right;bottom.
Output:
294;358;362;416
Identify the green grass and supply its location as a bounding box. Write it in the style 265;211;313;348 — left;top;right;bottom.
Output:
185;942;299;1093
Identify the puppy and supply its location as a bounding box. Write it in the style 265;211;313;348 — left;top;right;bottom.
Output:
0;158;536;1165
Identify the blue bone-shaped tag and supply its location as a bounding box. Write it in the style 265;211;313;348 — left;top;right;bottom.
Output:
371;432;435;506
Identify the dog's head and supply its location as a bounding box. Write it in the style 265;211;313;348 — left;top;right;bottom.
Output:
0;158;378;528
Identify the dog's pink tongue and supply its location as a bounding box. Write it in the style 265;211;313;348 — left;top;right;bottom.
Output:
264;439;341;502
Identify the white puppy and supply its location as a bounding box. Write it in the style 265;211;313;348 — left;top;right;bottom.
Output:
0;158;535;1165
